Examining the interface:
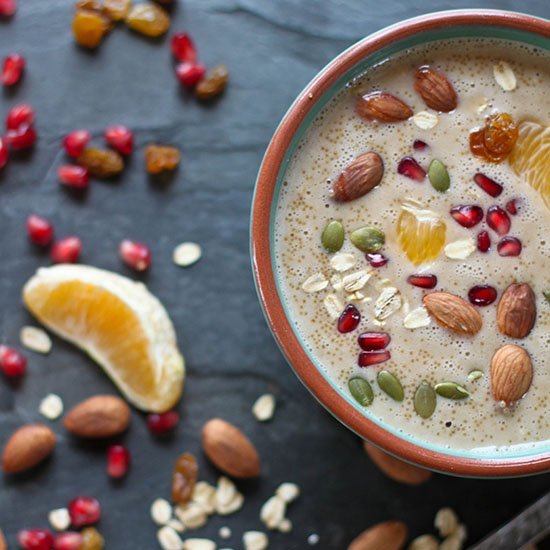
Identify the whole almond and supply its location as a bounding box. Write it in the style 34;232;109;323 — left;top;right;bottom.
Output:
0;528;6;550
348;520;407;550
490;344;533;404
414;66;457;112
423;292;482;335
202;418;260;478
496;282;536;339
2;424;56;474
63;395;130;438
356;91;413;122
363;442;431;486
331;152;384;202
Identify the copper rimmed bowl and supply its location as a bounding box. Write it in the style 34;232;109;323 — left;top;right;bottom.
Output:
251;10;550;477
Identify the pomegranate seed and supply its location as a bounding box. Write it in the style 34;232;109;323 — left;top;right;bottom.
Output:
0;137;7;169
27;214;54;245
6;103;34;130
407;274;437;289
358;331;391;351
107;444;131;479
17;529;55;550
0;0;16;17
5;125;37;150
54;532;83;550
68;496;101;527
358;350;391;367
147;410;180;434
506;199;518;215
366;253;388;268
468;285;498;306
486;205;511;236
119;239;151;271
413;139;428;150
58;165;89;189
397;156;426;182
175;62;206;88
171;32;197;63
63;130;91;158
104;125;134;155
450;205;484;228
0;345;26;378
473;173;503;197
497;236;522;257
2;53;25;86
337;304;361;333
477;230;491;253
51;237;82;264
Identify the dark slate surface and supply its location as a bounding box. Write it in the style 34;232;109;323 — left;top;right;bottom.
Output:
0;1;549;549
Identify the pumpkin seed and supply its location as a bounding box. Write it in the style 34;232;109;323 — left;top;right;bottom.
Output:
414;381;436;419
321;220;345;252
435;382;470;400
428;159;450;193
544;290;550;305
377;370;404;402
349;226;385;253
348;377;374;407
467;370;483;382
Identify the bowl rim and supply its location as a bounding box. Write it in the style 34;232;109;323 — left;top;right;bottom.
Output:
250;9;550;477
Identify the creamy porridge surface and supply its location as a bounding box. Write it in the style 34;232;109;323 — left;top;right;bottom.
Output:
273;39;549;453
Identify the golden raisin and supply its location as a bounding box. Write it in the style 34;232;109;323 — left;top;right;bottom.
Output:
72;9;110;49
77;148;124;177
196;64;229;100
172;452;198;505
81;527;104;550
144;144;181;174
469;112;518;163
103;0;131;21
125;3;170;37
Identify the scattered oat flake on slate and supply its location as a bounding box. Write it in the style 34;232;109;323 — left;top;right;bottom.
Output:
173;242;202;267
252;393;276;422
39;393;64;420
20;325;52;354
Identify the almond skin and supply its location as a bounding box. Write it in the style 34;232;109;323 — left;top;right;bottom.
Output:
356;91;413;122
414;66;457;112
2;424;56;474
331;152;384;202
423;291;482;335
202;418;260;478
63;395;130;438
490;344;533;405
496;282;536;339
348;520;407;550
363;442;431;486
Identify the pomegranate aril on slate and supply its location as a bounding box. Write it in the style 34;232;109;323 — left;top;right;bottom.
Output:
397;156;426;182
147;410;180;434
358;350;391;367
468;285;498;306
107;444;131;479
473;172;503;197
413;139;428;150
337;304;361;333
63;129;91;158
506;199;518;215
477;230;491;253
498;236;522;257
6;103;34;130
2;53;25;86
366;252;388;268
58;165;89;189
486;205;511;236
0;345;27;378
175;62;206;88
17;529;55;550
5;125;36;150
450;205;484;228
0;137;7;169
104;125;134;155
68;496;101;527
407;273;438;289
51;237;82;264
0;0;17;16
27;214;54;245
119;239;151;271
54;532;84;550
171;32;197;63
358;331;391;351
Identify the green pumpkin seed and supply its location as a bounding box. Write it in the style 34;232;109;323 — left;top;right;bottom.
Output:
349;226;385;253
348;377;374;407
435;382;470;400
414;381;436;419
428;159;450;193
544;290;550;305
377;370;404;402
321;220;345;252
467;370;483;382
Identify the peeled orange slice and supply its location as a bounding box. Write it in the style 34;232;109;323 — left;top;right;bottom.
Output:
397;200;447;265
509;121;550;209
23;265;184;412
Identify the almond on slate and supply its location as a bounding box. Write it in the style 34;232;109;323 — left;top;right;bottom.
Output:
423;291;482;335
348;520;408;550
363;442;431;486
2;424;56;474
414;66;458;112
496;282;536;339
202;418;260;478
331;151;384;202
356;91;413;122
0;528;6;550
63;395;130;438
490;344;533;405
